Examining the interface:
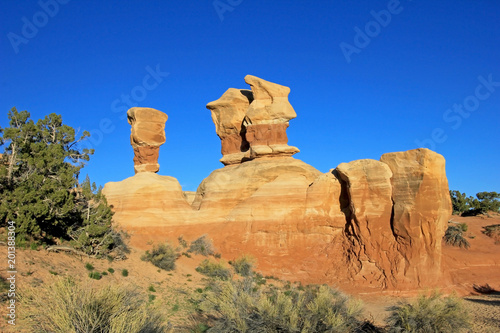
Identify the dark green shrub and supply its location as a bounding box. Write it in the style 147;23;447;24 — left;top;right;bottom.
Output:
188;235;215;256
20;278;167;332
49;270;58;276
141;242;179;271
230;255;256;277
199;279;364;332
148;285;156;293
121;269;128;277
107;267;114;274
101;271;108;276
196;259;232;281
85;263;94;271
385;292;469;333
444;225;470;249
89;272;102;280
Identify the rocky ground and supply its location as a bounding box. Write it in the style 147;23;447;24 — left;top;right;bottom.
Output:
1;214;499;332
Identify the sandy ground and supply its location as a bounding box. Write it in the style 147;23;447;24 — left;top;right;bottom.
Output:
0;214;499;332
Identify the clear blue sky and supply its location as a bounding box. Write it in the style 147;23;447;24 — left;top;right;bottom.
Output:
1;0;499;196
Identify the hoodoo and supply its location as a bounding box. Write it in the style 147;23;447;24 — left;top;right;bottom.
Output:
103;75;453;292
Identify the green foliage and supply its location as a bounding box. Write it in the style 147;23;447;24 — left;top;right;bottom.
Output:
20;277;168;332
85;263;94;271
188;234;216;256
141;242;179;271
121;269;129;277
199;279;364;332
148;285;157;293
107;267;114;274
444;225;470;249
196;259;232;281
0;108;125;258
450;190;500;215
385;292;469;333
89;272;102;280
49;270;58;275
457;223;468;232
230;255;256;277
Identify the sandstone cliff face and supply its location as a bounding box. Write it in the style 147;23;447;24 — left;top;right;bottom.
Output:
380;148;451;285
103;77;453;292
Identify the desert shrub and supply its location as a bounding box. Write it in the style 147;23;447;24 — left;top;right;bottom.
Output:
385;292;469;333
20;277;168;332
141;242;179;271
196;259;232;280
178;235;188;249
444;225;470;249
482;224;500;243
107;267;114;274
148;285;156;293
188;234;216;256
199;278;364;332
85;263;94;271
230;255;256;277
121;269;129;277
88;272;101;280
457;223;468;232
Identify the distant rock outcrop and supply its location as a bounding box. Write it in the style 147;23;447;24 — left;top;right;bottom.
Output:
103;76;453;292
127;107;168;173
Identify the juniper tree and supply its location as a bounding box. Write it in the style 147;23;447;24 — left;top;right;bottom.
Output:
0;108;122;256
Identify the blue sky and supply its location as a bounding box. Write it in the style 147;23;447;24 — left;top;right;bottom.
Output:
1;0;499;196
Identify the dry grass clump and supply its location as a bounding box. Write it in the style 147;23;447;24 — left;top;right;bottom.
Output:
482;224;500;243
20;277;169;332
385;292;469;333
198;278;364;332
444;225;470;249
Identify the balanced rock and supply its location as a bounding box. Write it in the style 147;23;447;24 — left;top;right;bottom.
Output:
206;88;252;165
127;107;168;173
244;75;299;158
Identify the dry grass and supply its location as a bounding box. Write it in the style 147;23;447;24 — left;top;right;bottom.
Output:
19;277;170;332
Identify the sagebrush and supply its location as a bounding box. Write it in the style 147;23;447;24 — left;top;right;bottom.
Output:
230;255;256;277
198;278;364;332
385;292;469;333
188;234;216;256
141;242;179;271
196;259;232;280
20;277;168;332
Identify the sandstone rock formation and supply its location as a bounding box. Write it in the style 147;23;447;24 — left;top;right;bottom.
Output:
127;107;168;173
206;75;299;165
243;75;299;159
380;148;451;285
104;76;454;292
206;88;252;165
337;159;401;288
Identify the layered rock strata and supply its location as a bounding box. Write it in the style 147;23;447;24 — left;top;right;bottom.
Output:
206;75;299;165
127;107;168;173
103;76;453;292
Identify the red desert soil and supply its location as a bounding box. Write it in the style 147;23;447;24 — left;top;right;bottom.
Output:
1;214;499;332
